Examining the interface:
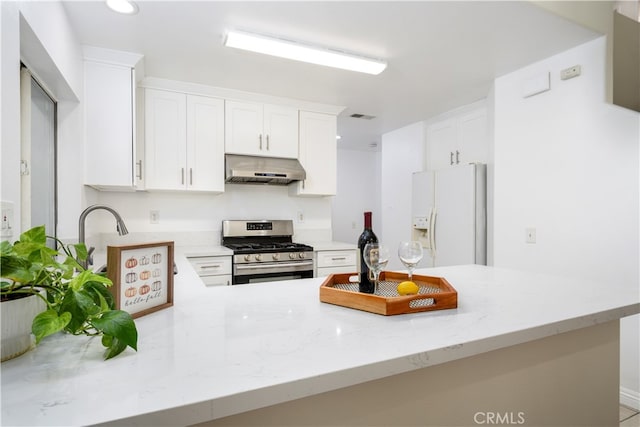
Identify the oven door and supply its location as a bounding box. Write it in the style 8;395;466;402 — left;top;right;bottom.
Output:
233;260;314;285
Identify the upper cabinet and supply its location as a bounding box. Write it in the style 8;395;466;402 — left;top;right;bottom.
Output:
225;100;299;159
144;88;224;192
83;47;143;190
289;111;337;197
426;101;488;171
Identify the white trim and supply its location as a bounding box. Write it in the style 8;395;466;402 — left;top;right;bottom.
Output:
621;386;640;411
140;76;345;116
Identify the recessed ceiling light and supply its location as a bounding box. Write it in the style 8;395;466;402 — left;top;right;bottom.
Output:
224;30;387;75
106;0;139;15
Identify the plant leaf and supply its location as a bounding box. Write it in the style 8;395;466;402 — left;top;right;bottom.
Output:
91;310;138;351
60;289;98;333
102;335;128;360
0;254;34;284
32;309;71;343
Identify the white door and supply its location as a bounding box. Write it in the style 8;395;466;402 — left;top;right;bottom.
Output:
224;100;263;156
433;164;477;266
411;171;435;268
145;89;187;190
187;95;224;192
263;104;298;158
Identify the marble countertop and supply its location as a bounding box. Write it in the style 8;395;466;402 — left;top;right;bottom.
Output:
1;260;638;426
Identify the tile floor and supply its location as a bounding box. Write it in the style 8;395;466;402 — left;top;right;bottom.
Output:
620;405;640;426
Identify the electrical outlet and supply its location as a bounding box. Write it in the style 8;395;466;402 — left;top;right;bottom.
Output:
1;201;15;239
525;227;536;244
150;210;160;224
561;65;581;80
296;211;304;223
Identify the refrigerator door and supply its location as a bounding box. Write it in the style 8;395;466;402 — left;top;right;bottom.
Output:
434;164;484;266
411;171;435;266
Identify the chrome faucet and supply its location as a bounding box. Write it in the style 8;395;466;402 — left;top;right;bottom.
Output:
78;205;129;269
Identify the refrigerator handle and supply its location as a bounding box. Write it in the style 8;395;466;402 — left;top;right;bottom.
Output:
429;207;437;262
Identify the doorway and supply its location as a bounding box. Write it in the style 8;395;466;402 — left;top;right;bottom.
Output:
20;66;57;246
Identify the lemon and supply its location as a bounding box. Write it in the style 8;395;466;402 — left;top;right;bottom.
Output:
397;281;419;296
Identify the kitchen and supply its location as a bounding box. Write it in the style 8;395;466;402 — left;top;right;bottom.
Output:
1;1;639;426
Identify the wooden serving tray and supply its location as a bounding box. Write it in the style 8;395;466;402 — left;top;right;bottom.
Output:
319;271;457;316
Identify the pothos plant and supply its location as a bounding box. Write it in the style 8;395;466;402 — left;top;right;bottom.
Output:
0;225;137;360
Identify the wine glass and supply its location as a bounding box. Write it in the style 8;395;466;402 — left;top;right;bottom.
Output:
363;243;390;294
398;241;423;282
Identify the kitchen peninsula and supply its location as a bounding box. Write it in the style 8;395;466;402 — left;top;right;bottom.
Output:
1;256;638;427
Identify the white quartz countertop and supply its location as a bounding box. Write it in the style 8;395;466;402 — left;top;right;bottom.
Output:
2;261;638;426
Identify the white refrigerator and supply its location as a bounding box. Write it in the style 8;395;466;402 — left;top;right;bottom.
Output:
411;163;486;267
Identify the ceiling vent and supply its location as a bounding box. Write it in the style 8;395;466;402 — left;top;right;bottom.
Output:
350;113;376;120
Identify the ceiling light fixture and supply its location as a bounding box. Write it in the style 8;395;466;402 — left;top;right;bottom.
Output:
106;0;139;15
224;30;387;75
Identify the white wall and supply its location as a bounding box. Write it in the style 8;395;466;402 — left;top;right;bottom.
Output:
381;122;425;270
331;148;381;244
0;1;84;240
493;36;640;408
82;185;333;247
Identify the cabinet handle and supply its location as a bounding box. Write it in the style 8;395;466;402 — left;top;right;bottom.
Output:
450;152;454;165
181;168;185;185
190;168;193;185
200;264;221;269
331;257;347;261
259;134;263;150
136;160;142;180
456;150;460;164
266;135;270;150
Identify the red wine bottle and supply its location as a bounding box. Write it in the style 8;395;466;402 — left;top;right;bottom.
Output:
357;211;378;293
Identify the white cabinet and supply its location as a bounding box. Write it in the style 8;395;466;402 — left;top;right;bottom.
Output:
315;249;358;277
225;100;298;159
144;89;224;192
426;103;488;171
84;60;141;190
289;111;337;197
188;256;232;287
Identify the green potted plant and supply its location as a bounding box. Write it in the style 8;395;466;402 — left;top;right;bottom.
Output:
1;225;138;361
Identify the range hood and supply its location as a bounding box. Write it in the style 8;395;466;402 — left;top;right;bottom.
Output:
225;154;306;185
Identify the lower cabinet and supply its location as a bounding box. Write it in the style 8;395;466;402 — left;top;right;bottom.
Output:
315;249;358;277
187;256;231;286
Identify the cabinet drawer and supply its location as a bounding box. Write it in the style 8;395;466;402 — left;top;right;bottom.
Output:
188;256;232;276
316;250;357;268
201;274;232;287
316;266;358;278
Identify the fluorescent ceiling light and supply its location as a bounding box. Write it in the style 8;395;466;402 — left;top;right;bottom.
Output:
106;0;139;15
224;30;387;75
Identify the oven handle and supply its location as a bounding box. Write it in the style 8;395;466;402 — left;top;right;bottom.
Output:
235;260;314;270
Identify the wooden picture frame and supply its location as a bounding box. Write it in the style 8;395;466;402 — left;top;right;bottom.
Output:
106;241;174;319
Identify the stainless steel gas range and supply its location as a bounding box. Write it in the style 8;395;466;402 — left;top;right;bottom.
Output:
222;220;314;285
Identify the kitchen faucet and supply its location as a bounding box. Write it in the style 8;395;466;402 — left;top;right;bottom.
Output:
78;205;129;269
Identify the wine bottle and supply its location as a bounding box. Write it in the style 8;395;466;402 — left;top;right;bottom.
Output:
357;211;378;293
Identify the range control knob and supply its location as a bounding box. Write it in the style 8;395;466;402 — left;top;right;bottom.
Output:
244;255;251;262
298;252;306;259
255;254;262;262
289;253;296;260
272;253;280;261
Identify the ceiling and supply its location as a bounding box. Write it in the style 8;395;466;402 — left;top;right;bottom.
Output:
61;1;601;151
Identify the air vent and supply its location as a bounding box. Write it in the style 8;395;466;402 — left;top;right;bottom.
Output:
350;113;376;120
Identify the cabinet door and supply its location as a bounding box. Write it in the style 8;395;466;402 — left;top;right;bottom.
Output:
224;100;263;156
263;104;299;158
187;95;224;192
457;109;488;166
290;111;337;196
84;61;135;188
145;89;187;190
426;118;456;171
